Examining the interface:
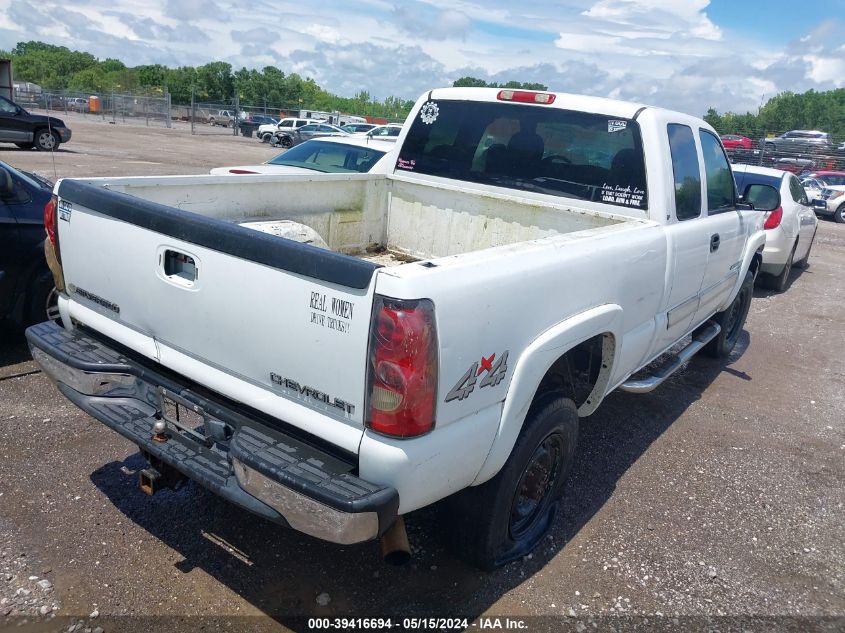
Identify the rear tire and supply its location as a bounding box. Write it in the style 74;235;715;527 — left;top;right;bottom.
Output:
27;270;59;326
261;132;272;143
759;245;794;293
440;393;578;570
700;270;753;358
834;203;845;224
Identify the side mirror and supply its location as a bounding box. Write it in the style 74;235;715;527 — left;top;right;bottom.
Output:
743;183;780;212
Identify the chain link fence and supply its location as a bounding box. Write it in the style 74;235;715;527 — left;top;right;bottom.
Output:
183;94;366;139
716;130;845;175
14;88;172;128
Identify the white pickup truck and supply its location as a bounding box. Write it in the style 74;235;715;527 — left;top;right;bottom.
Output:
29;88;771;570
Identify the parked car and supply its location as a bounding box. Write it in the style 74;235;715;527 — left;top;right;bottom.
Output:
720;134;753;150
0;161;57;327
771;156;817;174
67;97;89;113
257;118;322;143
733;164;818;292
238;114;279;138
800;171;845;203
355;124;403;142
341;123;377;134
0;95;72;151
763;130;833;153
29;87;769;570
802;170;845;187
210;137;395;175
800;176;827;203
208;110;247;127
271;122;348;148
812;185;845;223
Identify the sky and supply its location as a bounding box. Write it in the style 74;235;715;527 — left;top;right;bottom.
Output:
0;0;844;116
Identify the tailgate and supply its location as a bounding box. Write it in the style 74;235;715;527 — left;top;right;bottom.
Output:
54;180;379;452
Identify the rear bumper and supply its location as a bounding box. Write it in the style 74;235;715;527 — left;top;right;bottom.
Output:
760;227;792;270
26;321;398;544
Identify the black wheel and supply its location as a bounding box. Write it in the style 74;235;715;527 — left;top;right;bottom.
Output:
439;393;578;570
758;244;794;293
15;142;31;150
261;132;272;143
700;270;753;358
34;129;60;151
280;135;293;148
794;231;816;269
834;203;845;224
27;270;60;325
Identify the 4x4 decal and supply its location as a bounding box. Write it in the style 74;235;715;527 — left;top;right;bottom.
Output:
445;351;509;402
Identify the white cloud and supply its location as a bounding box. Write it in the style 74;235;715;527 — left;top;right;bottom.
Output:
805;55;845;84
0;0;842;116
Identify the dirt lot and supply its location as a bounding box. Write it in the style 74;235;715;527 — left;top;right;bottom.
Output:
0;118;843;632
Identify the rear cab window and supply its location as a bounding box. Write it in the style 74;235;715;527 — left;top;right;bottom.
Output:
395;99;648;211
667;124;701;220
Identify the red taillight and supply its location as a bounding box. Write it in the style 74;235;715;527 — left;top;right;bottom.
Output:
44;195;58;248
229;169;259;174
497;90;556;105
366;296;437;438
763;206;783;230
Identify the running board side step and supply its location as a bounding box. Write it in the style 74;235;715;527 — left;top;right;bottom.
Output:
619;323;721;394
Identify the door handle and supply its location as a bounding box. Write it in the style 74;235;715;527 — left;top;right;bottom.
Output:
710;233;720;252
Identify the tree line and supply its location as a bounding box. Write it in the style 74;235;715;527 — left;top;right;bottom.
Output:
704;89;845;141
2;41;416;118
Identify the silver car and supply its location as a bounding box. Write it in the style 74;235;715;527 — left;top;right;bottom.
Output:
764;130;832;153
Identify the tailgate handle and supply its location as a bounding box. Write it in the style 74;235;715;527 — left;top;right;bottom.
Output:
162;249;198;284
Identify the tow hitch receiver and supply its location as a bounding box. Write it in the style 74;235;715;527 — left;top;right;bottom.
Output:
139;453;187;495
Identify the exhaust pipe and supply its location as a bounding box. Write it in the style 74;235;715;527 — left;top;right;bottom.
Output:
380;516;411;566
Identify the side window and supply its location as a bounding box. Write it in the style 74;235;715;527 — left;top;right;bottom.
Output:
789;175;806;204
668;124;701;221
0;98;17;114
699;130;735;214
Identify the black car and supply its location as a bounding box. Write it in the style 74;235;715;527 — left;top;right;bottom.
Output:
0;96;72;151
238;114;279;138
0;160;57;327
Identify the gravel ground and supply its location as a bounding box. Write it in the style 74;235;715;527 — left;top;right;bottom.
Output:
0;118;843;632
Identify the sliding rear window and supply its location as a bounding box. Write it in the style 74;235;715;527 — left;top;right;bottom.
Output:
396;99;647;210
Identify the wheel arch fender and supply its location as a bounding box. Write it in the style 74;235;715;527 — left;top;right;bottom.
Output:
722;230;765;310
472;303;624;485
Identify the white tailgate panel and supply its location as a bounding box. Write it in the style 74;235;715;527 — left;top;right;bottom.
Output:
59;207;373;449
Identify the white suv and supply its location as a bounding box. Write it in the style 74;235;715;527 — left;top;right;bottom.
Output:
258;118;322;143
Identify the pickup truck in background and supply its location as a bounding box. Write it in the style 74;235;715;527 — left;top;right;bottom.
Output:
28;87;770;570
